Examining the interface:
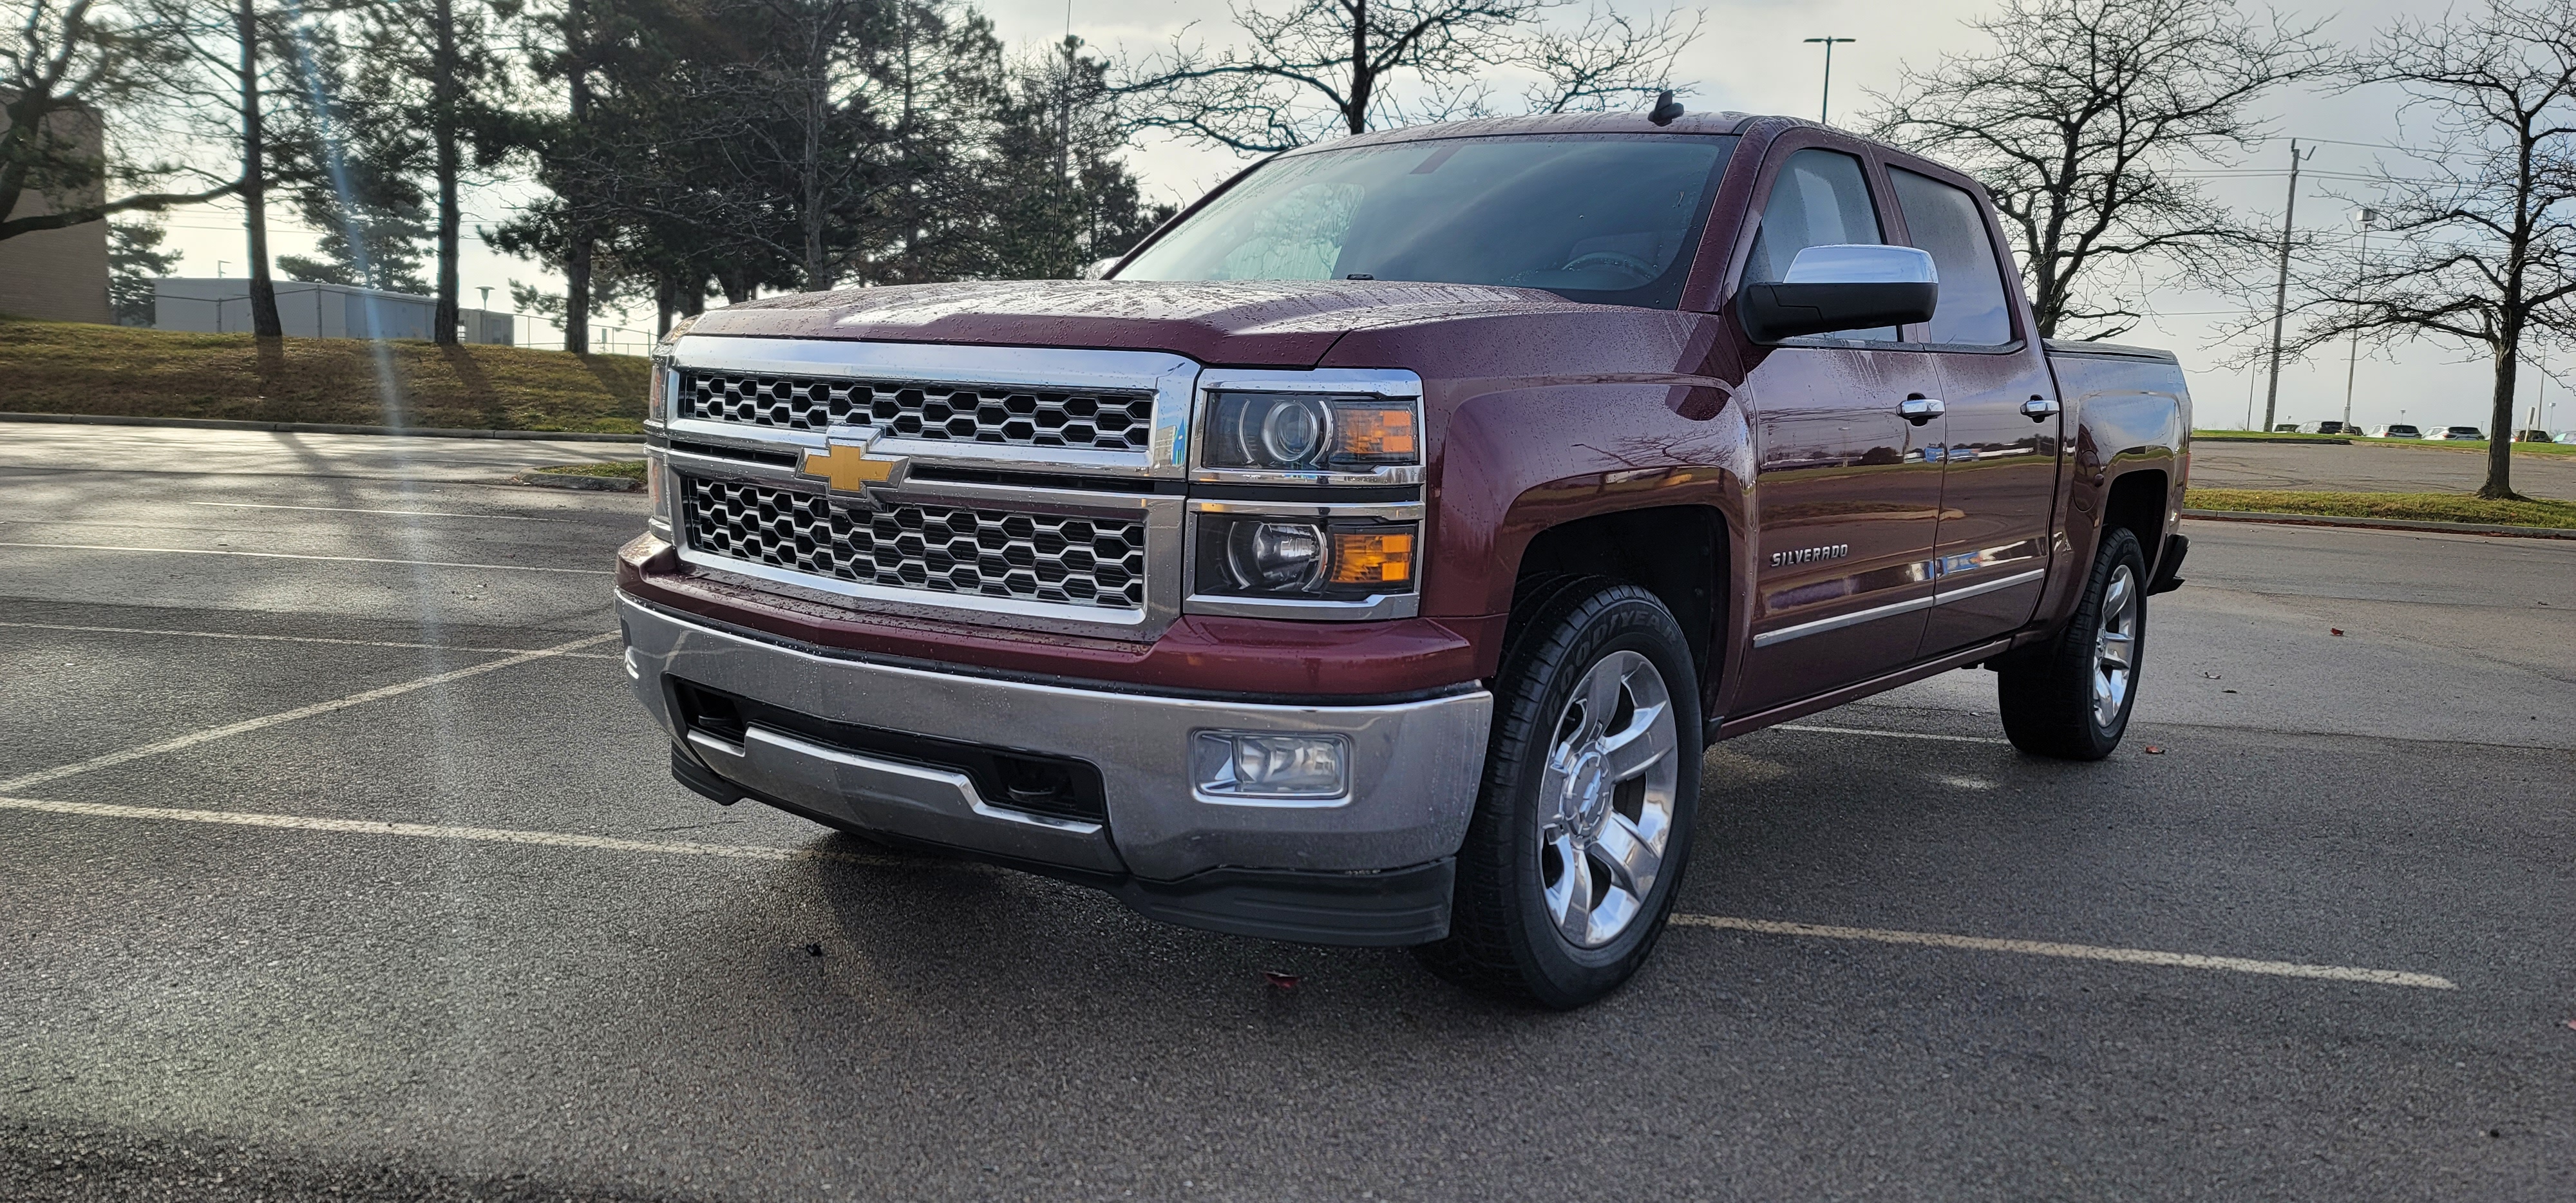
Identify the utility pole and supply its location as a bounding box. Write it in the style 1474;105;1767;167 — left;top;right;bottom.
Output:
2263;138;2316;433
1804;37;1855;125
2343;207;2376;434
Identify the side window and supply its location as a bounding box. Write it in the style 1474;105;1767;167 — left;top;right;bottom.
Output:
1745;149;1891;340
1889;167;2014;346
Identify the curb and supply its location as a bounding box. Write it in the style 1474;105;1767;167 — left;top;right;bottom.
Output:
0;412;644;443
509;471;643;493
2184;508;2576;540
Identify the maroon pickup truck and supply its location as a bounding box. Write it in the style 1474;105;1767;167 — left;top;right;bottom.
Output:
615;109;2190;1007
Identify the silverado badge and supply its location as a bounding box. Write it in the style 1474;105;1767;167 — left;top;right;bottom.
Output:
799;435;910;503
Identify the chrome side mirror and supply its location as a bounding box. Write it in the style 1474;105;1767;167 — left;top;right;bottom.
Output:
1739;244;1939;342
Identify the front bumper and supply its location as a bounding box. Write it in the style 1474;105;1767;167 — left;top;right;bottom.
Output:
617;594;1493;945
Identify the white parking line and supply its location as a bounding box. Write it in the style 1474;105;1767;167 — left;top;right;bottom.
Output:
1673;914;2457;990
1773;724;2013;745
0;632;618;794
184;500;567;521
0;541;614;574
0;792;2459;991
0;620;620;659
0;796;896;866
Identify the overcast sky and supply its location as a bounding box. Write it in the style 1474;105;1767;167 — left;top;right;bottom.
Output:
146;0;2576;434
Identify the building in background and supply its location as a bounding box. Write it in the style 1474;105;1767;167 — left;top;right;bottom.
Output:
151;278;514;345
0;99;113;325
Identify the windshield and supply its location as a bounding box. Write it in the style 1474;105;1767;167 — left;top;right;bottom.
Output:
1117;134;1738;308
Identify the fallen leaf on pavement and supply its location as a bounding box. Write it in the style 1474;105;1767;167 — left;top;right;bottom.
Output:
2144;746;2165;754
1264;971;1301;990
2330;628;2345;636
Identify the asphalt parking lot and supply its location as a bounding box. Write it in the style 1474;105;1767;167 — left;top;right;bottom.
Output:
3;426;2571;1200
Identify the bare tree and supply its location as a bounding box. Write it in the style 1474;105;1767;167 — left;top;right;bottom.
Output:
1116;0;1696;154
2280;0;2576;500
1519;5;1697;115
3;0;242;243
141;0;290;336
1867;0;2333;339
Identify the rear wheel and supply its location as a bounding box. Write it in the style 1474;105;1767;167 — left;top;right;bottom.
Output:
1996;528;2146;760
1416;578;1703;1008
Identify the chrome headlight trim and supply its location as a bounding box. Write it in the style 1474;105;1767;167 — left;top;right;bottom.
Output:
1190;368;1426;487
1180;498;1423;621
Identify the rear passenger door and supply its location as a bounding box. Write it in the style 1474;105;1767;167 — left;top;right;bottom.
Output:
1736;147;1949;714
1885;165;2062;656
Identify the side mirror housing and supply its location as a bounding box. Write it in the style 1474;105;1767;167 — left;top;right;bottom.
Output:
1738;244;1939;343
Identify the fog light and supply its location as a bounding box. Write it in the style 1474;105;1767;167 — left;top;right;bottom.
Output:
1193;730;1350;801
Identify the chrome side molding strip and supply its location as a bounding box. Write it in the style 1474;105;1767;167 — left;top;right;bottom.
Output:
1751;567;2049;648
1752;594;1937;648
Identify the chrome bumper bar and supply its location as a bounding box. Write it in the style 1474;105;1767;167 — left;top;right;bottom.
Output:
615;595;1493;888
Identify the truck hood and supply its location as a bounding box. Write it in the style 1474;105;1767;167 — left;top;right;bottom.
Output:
689;279;1602;368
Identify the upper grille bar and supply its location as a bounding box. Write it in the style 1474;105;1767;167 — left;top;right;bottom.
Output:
682;370;1155;453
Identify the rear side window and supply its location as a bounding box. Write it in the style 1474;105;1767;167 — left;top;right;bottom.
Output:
1889;167;2014;346
1745;149;1892;340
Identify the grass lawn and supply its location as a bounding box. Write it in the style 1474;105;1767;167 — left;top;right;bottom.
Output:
2187;488;2576;528
0;316;648;433
533;460;647;480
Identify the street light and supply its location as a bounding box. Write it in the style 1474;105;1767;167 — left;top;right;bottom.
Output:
1804;37;1856;126
2344;207;2377;435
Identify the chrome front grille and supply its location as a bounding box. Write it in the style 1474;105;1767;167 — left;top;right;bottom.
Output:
680;370;1154;452
680;477;1148;611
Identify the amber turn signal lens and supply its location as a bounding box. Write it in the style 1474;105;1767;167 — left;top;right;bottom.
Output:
1334;406;1417;459
1327;531;1414;585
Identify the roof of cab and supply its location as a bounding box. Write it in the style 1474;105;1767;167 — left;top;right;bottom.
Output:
1276;109;1767;156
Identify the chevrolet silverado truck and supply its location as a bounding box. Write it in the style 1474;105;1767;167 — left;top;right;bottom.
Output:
615;109;2191;1007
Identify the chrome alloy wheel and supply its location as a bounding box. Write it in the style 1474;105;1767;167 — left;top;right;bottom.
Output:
2091;562;2139;730
1536;650;1681;949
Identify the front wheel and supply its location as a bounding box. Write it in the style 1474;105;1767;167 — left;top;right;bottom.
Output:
1416;578;1703;1009
1996;528;2147;760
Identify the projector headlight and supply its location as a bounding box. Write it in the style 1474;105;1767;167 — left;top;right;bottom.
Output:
1200;392;1419;475
1195;515;1417;599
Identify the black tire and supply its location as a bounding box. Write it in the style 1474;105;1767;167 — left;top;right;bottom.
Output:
1996;528;2148;760
1415;576;1704;1009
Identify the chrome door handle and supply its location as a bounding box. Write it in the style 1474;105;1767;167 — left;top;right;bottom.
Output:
1899;396;1946;424
2021;395;2062;421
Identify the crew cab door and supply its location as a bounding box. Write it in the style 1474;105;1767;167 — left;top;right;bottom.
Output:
1735;147;1948;713
1882;166;2061;655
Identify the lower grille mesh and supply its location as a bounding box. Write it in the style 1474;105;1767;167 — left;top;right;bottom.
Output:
680;477;1146;610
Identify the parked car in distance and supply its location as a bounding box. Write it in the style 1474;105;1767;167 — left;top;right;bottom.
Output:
2434;426;2487;440
2302;421;2354;435
2273;423;2301;432
2512;429;2555;442
2371;424;2423;439
2555;431;2576;444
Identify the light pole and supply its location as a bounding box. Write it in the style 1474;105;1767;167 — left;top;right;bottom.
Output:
2343;207;2376;434
2262;138;2316;434
1804;37;1856;125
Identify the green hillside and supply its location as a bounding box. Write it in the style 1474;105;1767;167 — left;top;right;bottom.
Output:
0;316;649;433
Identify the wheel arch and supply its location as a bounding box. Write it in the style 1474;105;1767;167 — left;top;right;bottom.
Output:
1506;504;1730;701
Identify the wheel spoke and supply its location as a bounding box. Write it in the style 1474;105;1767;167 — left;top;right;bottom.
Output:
1582;659;1628;736
1588;812;1661;900
1545;834;1594;943
1600;701;1675;780
2103;567;2133;619
2098;629;2135;670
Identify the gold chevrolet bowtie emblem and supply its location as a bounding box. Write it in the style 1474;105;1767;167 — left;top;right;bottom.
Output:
799;437;909;500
